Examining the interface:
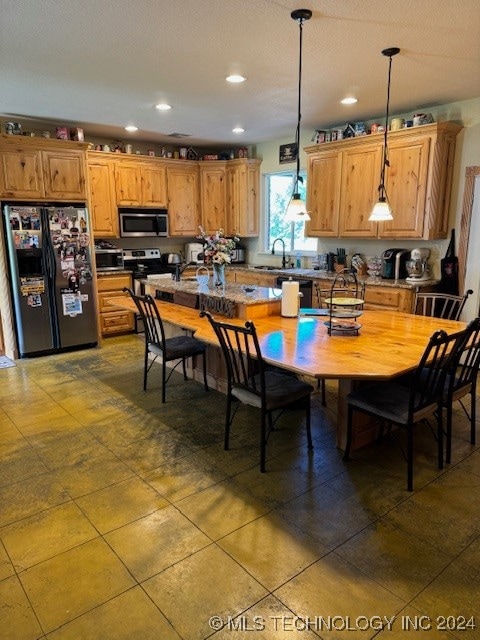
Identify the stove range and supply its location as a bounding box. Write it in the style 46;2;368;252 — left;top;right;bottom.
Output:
123;248;176;280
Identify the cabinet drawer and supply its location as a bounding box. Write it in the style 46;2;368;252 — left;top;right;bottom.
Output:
100;310;135;334
97;274;132;292
364;286;414;312
98;290;131;313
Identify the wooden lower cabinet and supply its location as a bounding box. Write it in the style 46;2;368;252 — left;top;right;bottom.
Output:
363;283;437;313
234;270;277;287
97;273;134;336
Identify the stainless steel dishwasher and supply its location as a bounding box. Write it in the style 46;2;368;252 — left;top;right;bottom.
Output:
275;276;313;308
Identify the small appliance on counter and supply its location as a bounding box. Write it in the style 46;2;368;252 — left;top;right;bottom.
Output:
185;242;204;264
230;248;246;263
381;248;410;280
406;248;431;282
94;239;124;271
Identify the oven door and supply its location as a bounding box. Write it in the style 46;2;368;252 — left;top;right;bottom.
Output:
119;210;168;237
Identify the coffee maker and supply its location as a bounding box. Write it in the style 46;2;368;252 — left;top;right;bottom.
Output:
381;249;410;279
406;248;431;282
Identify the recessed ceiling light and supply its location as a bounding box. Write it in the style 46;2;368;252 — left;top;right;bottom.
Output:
341;97;358;105
226;74;246;83
125;125;138;132
155;103;172;111
232;127;245;134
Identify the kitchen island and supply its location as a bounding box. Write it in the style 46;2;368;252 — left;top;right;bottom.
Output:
142;276;282;319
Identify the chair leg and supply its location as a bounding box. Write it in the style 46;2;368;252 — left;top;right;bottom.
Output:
143;345;149;391
471;390;476;445
182;358;188;380
224;393;232;450
202;352;209;392
343;404;354;461
446;401;453;465
305;398;313;449
161;359;167;403
317;378;327;406
437;404;444;470
260;411;267;472
407;425;414;492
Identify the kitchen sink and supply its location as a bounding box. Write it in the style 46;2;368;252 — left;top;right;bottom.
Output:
253;265;277;270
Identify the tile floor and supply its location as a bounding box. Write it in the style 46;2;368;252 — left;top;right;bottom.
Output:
0;334;479;640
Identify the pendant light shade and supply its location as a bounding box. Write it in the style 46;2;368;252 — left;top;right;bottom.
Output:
285;8;312;222
368;46;400;223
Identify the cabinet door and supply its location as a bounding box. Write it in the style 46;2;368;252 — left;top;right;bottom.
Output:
339;144;382;237
88;160;119;237
380;136;430;238
199;164;227;233
306;151;341;236
166;164;200;236
0;148;44;198
142;162;167;207
42;150;87;199
114;161;142;205
226;161;259;237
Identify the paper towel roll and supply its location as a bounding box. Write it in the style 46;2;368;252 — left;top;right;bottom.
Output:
281;279;300;317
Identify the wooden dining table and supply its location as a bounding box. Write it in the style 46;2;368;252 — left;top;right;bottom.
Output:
108;296;466;450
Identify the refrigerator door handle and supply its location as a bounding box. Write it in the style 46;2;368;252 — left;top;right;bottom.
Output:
41;208;61;348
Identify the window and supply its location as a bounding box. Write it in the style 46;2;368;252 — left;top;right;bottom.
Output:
265;172;317;254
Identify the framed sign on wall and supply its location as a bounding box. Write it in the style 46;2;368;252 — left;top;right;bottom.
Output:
279;143;297;164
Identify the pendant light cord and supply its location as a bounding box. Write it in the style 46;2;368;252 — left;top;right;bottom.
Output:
295;16;305;191
379;47;399;200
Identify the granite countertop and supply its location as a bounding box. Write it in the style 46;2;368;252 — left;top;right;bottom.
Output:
233;265;439;289
141;276;282;306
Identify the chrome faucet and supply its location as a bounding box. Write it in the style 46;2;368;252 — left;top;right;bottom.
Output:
271;238;288;268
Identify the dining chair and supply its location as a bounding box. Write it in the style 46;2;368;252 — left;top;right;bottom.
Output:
124;288;208;403
201;311;314;472
443;316;480;464
413;289;473;321
343;326;468;491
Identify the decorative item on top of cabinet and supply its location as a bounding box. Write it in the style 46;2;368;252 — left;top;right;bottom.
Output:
0;134;88;200
305;122;462;240
97;273;134;336
166;162;200;236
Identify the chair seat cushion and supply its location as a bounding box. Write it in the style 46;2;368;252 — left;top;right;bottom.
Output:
232;371;313;410
149;335;206;361
347;382;413;425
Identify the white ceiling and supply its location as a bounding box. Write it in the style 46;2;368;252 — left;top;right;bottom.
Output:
1;0;479;147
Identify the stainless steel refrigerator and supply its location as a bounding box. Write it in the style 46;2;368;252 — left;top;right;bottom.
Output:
2;203;98;357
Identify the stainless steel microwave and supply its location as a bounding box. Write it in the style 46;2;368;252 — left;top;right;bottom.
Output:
95;249;124;271
119;208;168;237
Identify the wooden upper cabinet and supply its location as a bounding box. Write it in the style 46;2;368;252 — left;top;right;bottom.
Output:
166;163;200;236
0;136;88;201
88;158;119;237
114;158;167;207
0;147;44;198
142;163;167;207
225;159;260;237
380;136;430;238
114;160;142;205
199;162;227;233
306;151;341;237
305;122;462;240
339;143;381;237
42;149;87;199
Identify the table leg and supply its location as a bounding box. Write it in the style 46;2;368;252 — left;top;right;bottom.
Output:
336;379;381;451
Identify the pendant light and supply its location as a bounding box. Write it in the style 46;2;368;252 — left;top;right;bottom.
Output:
285;8;312;222
369;46;400;222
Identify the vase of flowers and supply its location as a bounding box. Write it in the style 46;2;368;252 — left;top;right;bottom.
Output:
197;227;240;287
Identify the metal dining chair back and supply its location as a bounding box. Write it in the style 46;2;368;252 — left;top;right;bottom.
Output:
201;311;314;472
413;289;473;321
444;316;480;463
124;288;208;403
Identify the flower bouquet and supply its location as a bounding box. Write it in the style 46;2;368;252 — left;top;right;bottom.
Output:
197;227;240;287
